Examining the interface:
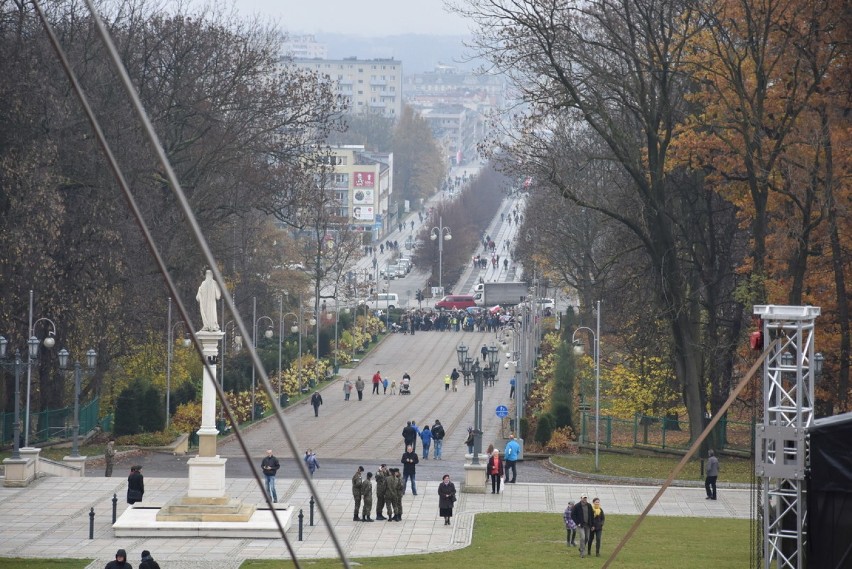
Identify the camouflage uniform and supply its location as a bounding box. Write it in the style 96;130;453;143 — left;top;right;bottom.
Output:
375;467;388;519
361;474;373;521
352;468;363;520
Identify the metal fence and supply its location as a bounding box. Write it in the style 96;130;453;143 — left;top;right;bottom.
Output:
1;397;100;447
578;411;754;454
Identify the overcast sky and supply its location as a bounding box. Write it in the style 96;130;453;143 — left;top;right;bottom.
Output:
231;0;473;36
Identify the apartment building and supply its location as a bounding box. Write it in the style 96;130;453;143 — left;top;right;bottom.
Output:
291;57;403;119
328;146;394;242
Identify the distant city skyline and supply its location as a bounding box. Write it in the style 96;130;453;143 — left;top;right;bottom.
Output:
232;0;473;37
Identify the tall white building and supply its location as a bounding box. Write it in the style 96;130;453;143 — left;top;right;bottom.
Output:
291;57;403;119
281;35;328;59
328;146;394;242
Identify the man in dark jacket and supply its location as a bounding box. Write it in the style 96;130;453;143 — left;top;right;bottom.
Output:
310;391;323;417
401;444;419;496
139;550;161;569
105;548;131;569
261;449;280;503
126;466;144;504
571;494;594;558
402;421;416;450
431;420;445;460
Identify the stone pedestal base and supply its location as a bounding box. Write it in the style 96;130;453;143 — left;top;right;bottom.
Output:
462;462;487;493
3;447;40;487
156;495;256;522
197;432;218;458
62;455;87;477
187;455;227;498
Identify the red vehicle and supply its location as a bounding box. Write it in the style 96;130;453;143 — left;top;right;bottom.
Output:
434;295;477;310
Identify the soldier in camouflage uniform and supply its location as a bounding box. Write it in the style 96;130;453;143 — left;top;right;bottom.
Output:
352;466;364;521
375;464;389;520
361;472;374;521
389;468;403;521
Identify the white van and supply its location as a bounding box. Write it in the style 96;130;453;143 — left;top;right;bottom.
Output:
372;293;399;310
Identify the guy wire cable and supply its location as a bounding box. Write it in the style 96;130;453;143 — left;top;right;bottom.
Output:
32;1;349;566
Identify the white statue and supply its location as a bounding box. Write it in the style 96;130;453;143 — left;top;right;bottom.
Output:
196;269;221;331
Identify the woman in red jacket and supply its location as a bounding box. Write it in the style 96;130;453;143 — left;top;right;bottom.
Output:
486;449;504;494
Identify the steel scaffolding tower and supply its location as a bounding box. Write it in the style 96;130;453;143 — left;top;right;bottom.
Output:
754;305;820;569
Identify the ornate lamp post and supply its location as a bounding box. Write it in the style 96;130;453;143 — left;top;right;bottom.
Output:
571;300;601;471
456;343;471;386
0;335;40;459
486;344;500;386
57;348;97;458
251;297;274;421
430;216;452;292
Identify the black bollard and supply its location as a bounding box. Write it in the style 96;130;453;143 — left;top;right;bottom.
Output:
309;496;315;526
89;507;95;539
112;493;118;523
298;509;304;541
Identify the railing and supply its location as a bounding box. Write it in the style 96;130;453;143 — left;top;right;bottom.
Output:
1;397;100;446
578;411;754;455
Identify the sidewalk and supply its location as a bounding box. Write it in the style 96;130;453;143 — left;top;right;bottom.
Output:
0;474;752;567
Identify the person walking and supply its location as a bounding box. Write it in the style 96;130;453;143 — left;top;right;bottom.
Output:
432;420;445;460
261;450;280;503
450;368;459;391
139;550;161;569
587;497;606;557
571;494;594;558
343;378;352;401
486;449;504;494
401;444;419;496
355;376;365;401
438;474;457;525
304;449;319;477
104;438;115;477
444;374;451;392
465;427;475;455
420;425;433;459
481;344;488;362
389;379;397;395
402;421;416;450
504;434;521;483
509;376;516;399
352;466;364;521
105;549;132;569
361;472;374;522
310;391;323;417
372;370;382;395
705;450;719;500
126;465;144;504
382;377;389;394
564;501;578;547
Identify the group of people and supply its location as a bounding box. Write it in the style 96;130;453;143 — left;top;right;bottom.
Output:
565;494;606;558
401;419;446;460
342;371;414;400
104;548;160;569
392;308;515;334
351;464;406;522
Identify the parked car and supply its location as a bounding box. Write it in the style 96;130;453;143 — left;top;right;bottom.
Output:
397;258;413;274
359;293;399;310
381;264;402;279
434;295;477;310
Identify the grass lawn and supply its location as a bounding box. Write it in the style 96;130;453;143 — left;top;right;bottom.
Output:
240;512;751;568
0;560;88;569
552;450;755;483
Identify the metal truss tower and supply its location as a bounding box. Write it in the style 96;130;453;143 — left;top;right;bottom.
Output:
754;305;821;569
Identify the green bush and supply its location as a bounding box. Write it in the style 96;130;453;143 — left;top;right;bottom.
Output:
113;381;141;436
552;402;573;429
115;429;177;447
535;413;555;446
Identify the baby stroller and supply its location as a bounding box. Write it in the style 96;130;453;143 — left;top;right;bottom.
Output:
399;377;411;395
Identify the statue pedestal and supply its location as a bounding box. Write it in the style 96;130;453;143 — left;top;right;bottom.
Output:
187;455;227;498
462;460;487;494
156;456;256;522
3;447;40;487
62;455;87;477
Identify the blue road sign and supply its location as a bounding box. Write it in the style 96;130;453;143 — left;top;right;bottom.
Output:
496;405;509;418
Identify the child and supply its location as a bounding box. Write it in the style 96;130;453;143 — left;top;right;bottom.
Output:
390;380;397;395
564;501;578;546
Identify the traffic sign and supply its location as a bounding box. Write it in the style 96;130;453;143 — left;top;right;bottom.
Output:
496;405;509;418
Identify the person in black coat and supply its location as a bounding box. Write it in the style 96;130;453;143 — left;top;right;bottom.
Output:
126;466;144;504
105;548;131;569
437;474;457;525
310;391;323;417
138;550;161;569
571;494;594;558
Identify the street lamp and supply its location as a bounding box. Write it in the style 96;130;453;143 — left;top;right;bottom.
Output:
430;215;452;292
0;335;40;459
251;296;274;421
456;343;471;386
486;344;500;386
280;312;299;402
57;348;97;459
24;289;59;447
571;300;601;471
